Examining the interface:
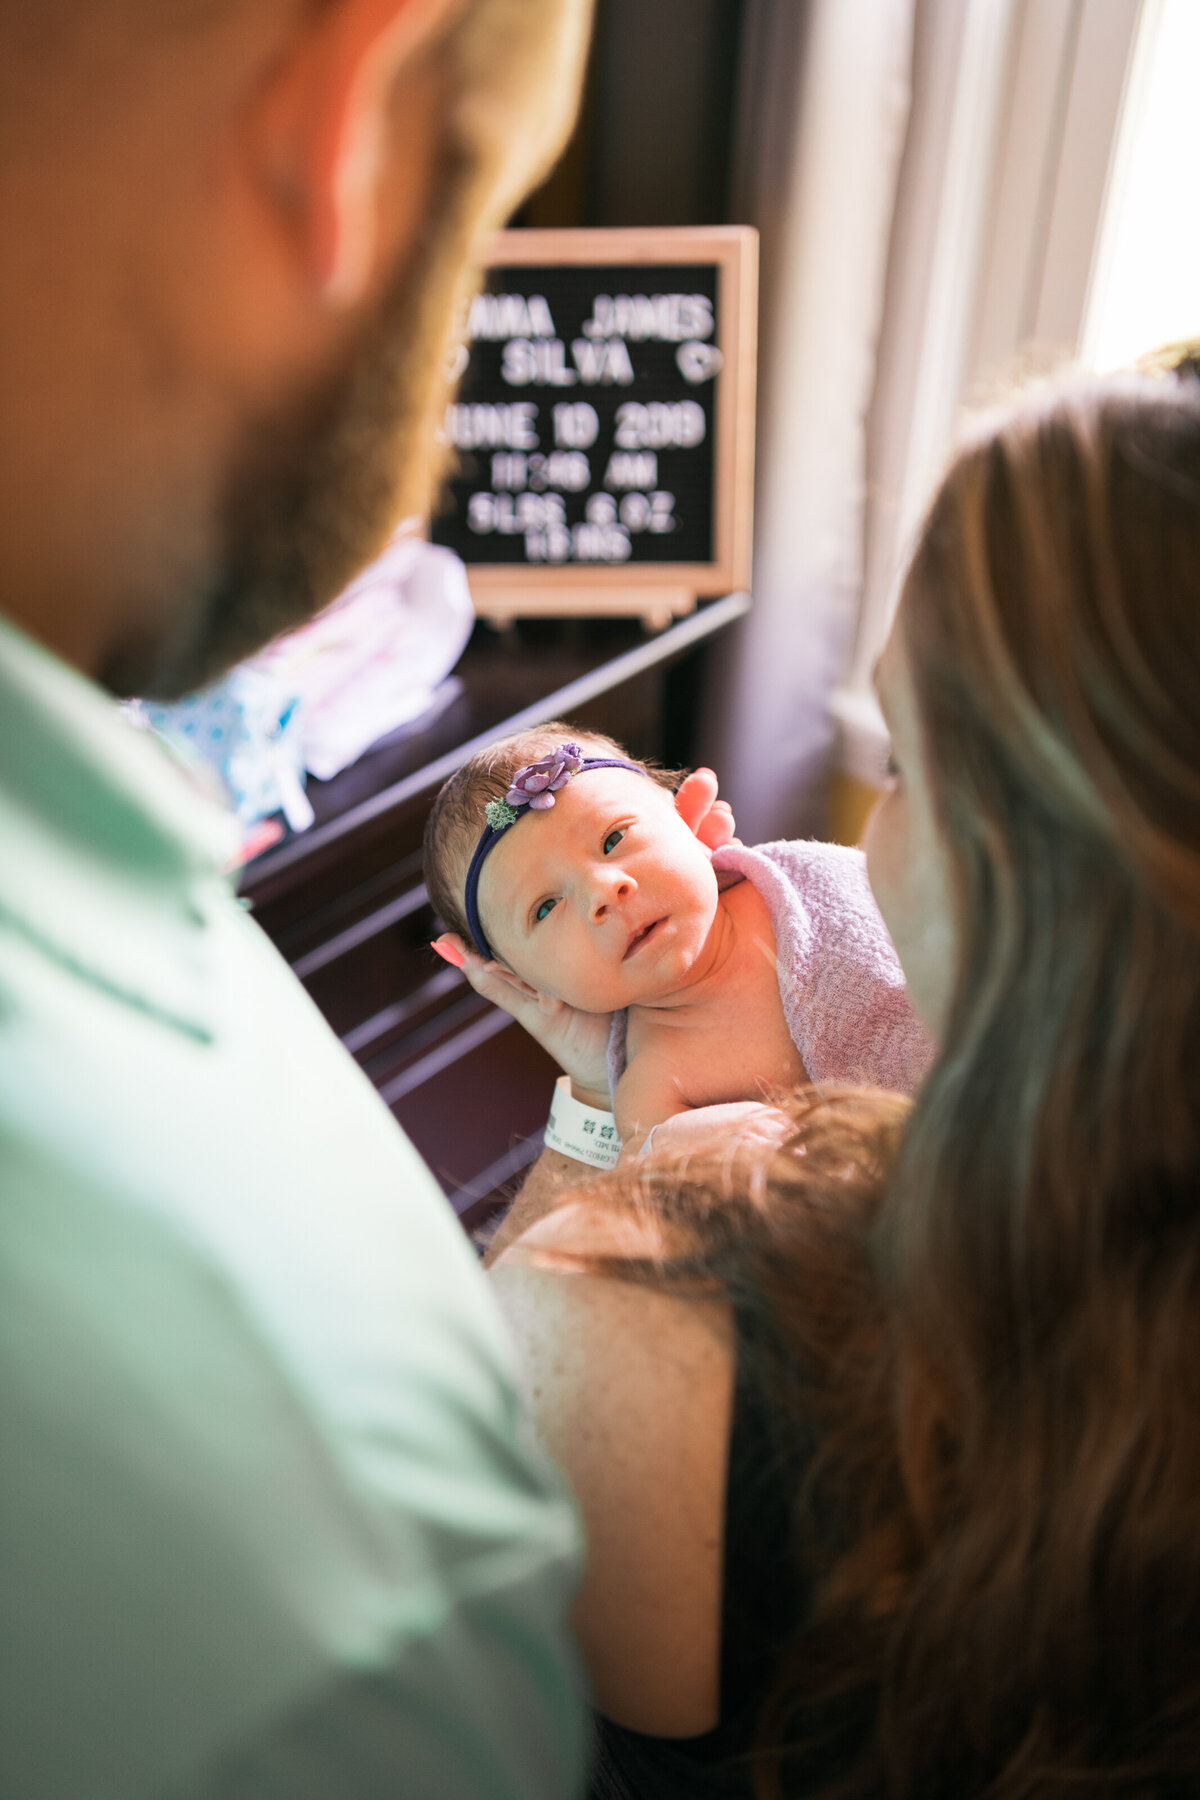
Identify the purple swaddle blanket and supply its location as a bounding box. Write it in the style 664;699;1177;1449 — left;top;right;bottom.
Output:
607;838;935;1101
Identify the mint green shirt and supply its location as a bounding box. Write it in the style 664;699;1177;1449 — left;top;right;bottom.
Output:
0;615;584;1799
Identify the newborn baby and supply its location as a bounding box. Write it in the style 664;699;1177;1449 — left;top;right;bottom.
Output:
424;725;932;1138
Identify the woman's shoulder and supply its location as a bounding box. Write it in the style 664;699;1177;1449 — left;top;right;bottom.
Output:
490;1201;734;1403
490;1200;735;1737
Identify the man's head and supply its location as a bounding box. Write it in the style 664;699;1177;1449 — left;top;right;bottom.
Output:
0;0;592;696
424;726;722;1014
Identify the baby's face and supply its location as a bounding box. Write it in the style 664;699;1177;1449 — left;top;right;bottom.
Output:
476;767;720;1012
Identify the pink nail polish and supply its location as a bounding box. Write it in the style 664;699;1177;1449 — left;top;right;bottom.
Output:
433;940;465;968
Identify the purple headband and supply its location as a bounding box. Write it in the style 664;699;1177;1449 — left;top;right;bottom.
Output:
463;741;647;960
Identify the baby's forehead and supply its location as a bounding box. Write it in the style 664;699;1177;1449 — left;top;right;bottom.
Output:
567;761;658;798
543;762;666;822
481;763;664;874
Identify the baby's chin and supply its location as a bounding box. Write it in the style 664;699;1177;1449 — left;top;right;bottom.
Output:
532;965;639;1014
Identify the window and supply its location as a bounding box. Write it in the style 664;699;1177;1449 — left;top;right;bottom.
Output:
1082;0;1200;370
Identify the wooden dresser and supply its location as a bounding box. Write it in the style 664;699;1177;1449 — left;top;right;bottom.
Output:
239;595;748;1235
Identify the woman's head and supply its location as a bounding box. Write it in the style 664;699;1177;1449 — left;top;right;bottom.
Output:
870;379;1200;1231
873;374;1200;959
848;376;1200;1792
424;724;720;1010
868;376;1200;1038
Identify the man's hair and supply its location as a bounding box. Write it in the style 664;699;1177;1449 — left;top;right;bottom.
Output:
423;722;678;954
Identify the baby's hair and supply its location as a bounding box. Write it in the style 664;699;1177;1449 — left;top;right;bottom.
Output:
424;721;681;954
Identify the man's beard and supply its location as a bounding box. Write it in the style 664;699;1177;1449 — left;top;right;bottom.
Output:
104;183;461;701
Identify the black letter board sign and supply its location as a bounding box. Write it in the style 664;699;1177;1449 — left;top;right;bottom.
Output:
430;227;757;628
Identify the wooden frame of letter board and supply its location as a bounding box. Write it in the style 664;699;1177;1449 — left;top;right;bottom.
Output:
451;225;757;629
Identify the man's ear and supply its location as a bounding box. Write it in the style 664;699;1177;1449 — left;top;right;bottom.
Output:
247;0;461;308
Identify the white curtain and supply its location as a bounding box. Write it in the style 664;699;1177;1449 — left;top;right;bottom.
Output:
699;0;916;842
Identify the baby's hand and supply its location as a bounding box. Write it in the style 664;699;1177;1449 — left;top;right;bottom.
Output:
674;767;738;852
432;935;612;1103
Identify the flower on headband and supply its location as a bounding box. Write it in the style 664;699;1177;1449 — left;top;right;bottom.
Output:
505;742;584;812
484;798;520;831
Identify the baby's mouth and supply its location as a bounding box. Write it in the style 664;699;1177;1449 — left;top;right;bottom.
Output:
623;917;666;960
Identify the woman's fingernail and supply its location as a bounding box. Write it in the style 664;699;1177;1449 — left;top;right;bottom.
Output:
432;940;465;967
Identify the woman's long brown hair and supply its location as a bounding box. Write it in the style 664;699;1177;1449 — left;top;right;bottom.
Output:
591;378;1200;1796
865;378;1200;1797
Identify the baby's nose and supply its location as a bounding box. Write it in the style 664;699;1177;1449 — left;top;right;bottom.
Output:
590;869;635;920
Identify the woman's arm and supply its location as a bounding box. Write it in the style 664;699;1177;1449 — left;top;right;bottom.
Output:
489;1201;735;1738
480;1145;590;1267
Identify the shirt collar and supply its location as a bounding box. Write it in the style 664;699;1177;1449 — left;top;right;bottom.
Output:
0;613;241;1039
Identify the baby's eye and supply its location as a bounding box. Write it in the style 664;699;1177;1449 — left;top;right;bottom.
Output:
534;897;558;923
603;828;626;854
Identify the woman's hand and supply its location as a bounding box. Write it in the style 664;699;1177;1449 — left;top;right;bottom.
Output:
429;938;612;1101
431;768;738;1098
673;766;739;851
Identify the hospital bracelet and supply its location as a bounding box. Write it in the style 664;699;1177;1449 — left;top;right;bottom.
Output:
544;1074;622;1169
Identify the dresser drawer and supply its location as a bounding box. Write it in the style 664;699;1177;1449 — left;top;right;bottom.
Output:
390;1012;563;1229
290;875;441;1043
